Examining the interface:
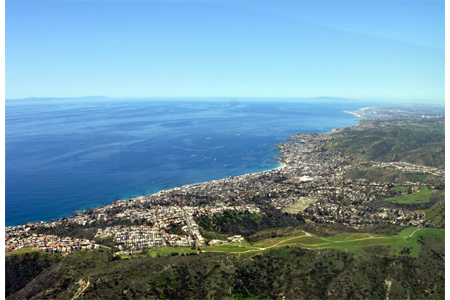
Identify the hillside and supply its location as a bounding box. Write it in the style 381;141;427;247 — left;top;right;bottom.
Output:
5;251;62;297
326;122;445;169
6;227;444;299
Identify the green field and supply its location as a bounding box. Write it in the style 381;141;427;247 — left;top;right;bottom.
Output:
393;186;409;193
252;231;307;247
199;245;249;253
201;227;444;259
147;246;198;257
384;186;433;203
200;242;259;253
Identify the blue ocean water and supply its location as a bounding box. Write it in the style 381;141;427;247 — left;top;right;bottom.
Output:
6;98;382;226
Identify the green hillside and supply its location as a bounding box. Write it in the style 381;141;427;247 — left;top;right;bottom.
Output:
6;227;444;300
326;122;445;168
5;252;62;297
345;166;445;185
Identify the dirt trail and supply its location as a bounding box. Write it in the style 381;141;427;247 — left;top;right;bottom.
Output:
202;228;425;255
265;231;311;249
71;277;90;300
343;233;371;241
404;228;422;241
157;263;177;273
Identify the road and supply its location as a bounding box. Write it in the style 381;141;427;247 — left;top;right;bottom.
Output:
182;210;198;247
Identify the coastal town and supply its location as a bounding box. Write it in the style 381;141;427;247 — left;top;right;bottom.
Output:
5;107;445;254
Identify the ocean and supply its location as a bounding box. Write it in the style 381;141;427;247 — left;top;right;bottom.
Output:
6;98;383;226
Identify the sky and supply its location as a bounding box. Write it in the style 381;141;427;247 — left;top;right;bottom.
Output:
5;0;445;102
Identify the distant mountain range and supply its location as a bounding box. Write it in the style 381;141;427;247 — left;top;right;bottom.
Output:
5;96;110;101
5;96;443;106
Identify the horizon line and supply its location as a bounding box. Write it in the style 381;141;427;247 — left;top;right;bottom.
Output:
5;95;445;104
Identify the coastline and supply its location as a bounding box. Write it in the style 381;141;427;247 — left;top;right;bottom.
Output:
7;107;368;227
331;128;342;134
131;163;285;202
73;112;366;218
328;108;366;134
343;110;364;118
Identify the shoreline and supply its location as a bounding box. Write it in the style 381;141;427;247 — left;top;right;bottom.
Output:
7;109;368;227
134;166;286;200
331;128;341;134
142;164;286;199
343;110;364;118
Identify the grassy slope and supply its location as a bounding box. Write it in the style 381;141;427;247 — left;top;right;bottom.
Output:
383;186;433;204
7;227;444;300
326;122;445;169
200;227;443;259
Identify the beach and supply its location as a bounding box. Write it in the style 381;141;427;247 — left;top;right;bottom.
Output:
343;110;364;118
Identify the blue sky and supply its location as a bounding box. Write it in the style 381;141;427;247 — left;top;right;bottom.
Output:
6;1;445;102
